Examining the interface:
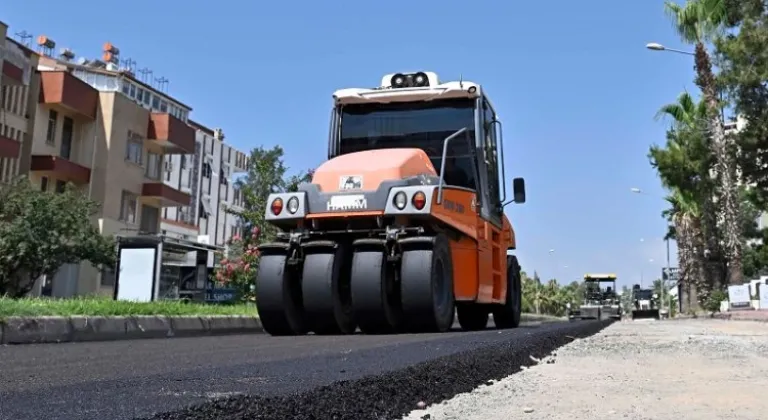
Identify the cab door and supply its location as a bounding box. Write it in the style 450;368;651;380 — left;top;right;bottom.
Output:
474;95;506;303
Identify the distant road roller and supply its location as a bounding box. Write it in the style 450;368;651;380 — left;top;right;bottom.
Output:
631;285;661;320
254;71;527;336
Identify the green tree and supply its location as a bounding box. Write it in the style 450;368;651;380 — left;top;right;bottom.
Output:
715;1;768;278
0;178;115;297
663;188;705;312
212;145;313;300
650;91;725;292
664;0;744;285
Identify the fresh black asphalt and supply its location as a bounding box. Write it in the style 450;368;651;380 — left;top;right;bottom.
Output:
0;319;604;420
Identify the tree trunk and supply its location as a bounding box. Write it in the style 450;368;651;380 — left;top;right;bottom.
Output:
700;194;725;290
694;41;744;286
675;215;694;313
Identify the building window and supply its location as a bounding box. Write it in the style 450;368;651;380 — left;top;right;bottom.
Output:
160;100;168;112
145;152;162;180
120;190;138;224
129;84;136;98
60;117;74;160
40;176;48;192
136;88;144;103
125;130;144;165
46;109;58;145
202;162;212;178
152;96;160;109
143;92;151;106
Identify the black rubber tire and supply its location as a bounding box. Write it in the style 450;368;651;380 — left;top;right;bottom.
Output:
400;234;455;333
254;254;308;336
301;243;356;335
457;304;489;331
350;250;402;334
493;255;522;329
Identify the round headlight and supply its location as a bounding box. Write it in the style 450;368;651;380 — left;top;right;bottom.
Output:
270;198;283;215
287;196;299;214
393;191;407;210
412;191;426;210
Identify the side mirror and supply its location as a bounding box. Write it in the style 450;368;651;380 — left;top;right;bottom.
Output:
512;177;526;203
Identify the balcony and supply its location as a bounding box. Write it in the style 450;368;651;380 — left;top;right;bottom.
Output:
30;155;91;184
0;133;20;158
146;113;195;154
2;61;24;86
141;182;191;207
38;71;99;120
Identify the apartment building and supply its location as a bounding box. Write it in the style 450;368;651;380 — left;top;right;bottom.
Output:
26;46;196;296
0;21;35;183
160;122;247;250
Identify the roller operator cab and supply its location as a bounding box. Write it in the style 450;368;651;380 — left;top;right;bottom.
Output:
255;71;526;336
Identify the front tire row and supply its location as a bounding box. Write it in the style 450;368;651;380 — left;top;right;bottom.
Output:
255;234;523;336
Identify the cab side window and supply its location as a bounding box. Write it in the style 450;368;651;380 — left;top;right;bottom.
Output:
483;99;501;209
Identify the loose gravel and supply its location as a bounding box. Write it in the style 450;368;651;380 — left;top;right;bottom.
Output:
143;320;610;420
401;319;768;420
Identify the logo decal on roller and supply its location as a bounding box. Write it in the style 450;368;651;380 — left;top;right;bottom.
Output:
339;175;363;190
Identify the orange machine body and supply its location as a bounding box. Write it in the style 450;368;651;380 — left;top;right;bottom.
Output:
295;148;515;306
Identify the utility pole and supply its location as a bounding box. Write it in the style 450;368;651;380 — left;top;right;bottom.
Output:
664;237;671;318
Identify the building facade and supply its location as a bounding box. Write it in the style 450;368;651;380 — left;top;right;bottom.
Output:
0;21;35;183
1;22;249;298
161;122;247;250
26;52;195;296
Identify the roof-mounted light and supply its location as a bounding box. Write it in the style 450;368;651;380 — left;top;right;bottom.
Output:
384;71;436;88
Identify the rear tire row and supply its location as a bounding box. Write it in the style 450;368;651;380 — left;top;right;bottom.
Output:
254;234;522;336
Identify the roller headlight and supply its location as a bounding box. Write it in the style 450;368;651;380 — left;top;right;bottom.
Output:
270;198;283;215
287;196;299;214
393;191;407;210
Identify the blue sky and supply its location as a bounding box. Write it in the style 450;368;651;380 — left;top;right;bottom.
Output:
4;0;700;288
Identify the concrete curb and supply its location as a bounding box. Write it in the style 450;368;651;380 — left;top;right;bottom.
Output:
0;315;263;345
0;313;561;345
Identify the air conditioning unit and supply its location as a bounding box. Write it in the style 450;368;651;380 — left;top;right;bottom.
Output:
213;128;225;141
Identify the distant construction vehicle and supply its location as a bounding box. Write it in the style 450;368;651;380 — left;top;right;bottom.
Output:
254;71;527;336
567;273;622;321
631;285;660;320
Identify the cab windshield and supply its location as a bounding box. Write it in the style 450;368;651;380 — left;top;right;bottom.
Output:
337;98;477;190
635;290;654;300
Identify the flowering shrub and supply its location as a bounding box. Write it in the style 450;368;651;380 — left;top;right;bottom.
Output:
212;226;262;301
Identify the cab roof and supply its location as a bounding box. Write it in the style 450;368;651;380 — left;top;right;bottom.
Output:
331;71;499;117
583;273;617;281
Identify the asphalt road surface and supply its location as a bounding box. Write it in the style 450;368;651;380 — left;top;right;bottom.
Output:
0;319;565;420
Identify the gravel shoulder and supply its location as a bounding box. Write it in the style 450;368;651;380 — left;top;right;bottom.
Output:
402;319;768;420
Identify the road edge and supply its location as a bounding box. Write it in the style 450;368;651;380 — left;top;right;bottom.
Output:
0;313;563;345
0;315;264;345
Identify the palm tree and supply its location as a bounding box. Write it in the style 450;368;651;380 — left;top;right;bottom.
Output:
664;188;706;313
664;0;743;285
654;92;725;291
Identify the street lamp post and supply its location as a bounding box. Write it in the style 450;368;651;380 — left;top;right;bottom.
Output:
631;187;673;318
646;41;726;123
645;42;695;56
